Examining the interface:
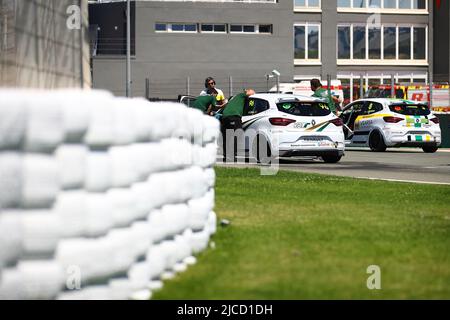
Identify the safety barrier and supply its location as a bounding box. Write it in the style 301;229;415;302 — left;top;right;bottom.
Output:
0;89;220;300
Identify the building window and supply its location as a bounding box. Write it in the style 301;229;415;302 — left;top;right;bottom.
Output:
294;23;321;63
230;25;252;33
259;24;273;34
294;0;321;11
368;27;381;59
353;26;366;59
337;26;351;59
383;26;396;59
229;24;273;34
353;0;366;8
398;27;411;59
201;24;213;32
337;24;427;64
413;26;426;59
155;23;198;33
384;0;396;8
337;0;351;7
337;0;427;12
200;24;227;33
294;26;306;59
368;0;381;7
156;23;271;35
399;0;410;9
413;0;426;9
308;25;320;59
155;23;167;32
172;24;184;32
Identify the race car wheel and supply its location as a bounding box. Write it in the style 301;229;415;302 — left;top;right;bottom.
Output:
322;154;342;163
252;135;273;165
369;131;387;152
422;146;438;153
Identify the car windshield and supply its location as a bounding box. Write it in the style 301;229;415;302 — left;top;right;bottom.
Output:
276;101;331;117
389;103;430;116
365;88;405;99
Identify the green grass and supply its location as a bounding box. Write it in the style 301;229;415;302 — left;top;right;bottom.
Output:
153;167;450;299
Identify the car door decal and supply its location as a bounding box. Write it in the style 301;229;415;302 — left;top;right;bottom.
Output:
305;120;329;132
354;113;392;130
242;116;265;130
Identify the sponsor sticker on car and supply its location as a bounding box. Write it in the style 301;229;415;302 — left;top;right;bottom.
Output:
405;116;429;128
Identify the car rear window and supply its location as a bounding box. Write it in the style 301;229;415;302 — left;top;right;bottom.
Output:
389;104;430;116
276;102;331;117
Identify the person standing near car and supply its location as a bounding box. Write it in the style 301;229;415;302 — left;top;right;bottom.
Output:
200;77;228;111
191;94;216;115
220;88;255;162
310;79;340;114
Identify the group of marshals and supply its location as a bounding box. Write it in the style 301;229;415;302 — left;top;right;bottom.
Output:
190;77;337;162
191;84;255;161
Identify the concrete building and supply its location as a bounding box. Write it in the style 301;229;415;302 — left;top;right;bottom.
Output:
0;0;91;89
90;0;436;100
433;0;450;83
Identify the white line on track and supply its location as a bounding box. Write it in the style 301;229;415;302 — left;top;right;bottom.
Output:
354;176;450;186
346;148;450;153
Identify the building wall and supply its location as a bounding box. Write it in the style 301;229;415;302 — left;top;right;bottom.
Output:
433;0;450;82
91;0;434;99
93;0;294;97
0;0;91;89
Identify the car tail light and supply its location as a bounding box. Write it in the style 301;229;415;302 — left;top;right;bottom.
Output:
430;117;440;124
383;116;403;123
269;118;296;126
329;118;343;126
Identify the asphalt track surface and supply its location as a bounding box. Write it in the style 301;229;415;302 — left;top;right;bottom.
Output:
216;148;450;185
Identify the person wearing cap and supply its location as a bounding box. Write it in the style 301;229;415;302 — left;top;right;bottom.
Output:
220;88;255;162
310;79;340;114
200;77;228;111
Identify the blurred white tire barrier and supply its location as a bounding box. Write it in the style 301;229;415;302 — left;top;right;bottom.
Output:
0;261;65;300
0;212;24;266
55;145;88;190
0;89;219;300
0;153;60;209
84;151;113;192
188;190;215;231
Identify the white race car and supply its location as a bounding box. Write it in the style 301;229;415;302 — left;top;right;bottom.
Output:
236;94;345;163
339;98;441;152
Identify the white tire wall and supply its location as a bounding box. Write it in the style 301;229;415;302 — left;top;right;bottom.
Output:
0;89;220;300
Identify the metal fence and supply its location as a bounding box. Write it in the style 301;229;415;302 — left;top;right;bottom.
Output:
142;73;450;148
143;75;289;100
